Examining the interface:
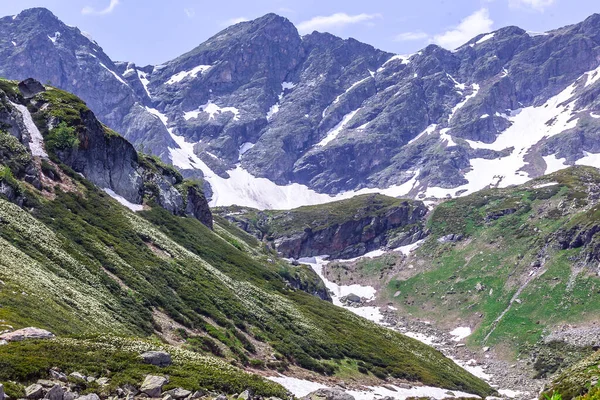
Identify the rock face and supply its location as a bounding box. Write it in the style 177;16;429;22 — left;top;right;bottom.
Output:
5;9;600;207
0;327;55;342
25;384;44;400
140;375;168;398
141;351;172;367
217;194;428;259
0;79;213;228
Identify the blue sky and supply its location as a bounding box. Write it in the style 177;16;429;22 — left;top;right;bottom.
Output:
1;0;598;66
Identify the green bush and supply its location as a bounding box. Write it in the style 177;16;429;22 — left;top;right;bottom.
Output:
46;122;79;153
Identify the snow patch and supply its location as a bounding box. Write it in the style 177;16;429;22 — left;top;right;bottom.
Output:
166;65;212;85
439;129;456;146
532;182;558;189
103;189;144;212
11;41;16;47
10;102;48;158
317;109;360;147
475;32;495;44
47;31;60;44
590;112;600;119
543;154;567;174
408;124;437;145
576;151;600;168
282;81;296;90
392;239;425;255
137;70;152;98
99;63;128;86
449;326;472;341
266;103;280;121
238;142;255;160
184;101;240;121
377;54;411;72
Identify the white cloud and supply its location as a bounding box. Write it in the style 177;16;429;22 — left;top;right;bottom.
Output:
432;8;494;50
394;31;429;42
184;8;195;18
297;13;382;34
509;0;555;11
82;0;120;15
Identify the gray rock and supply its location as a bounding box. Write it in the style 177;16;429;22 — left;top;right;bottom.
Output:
190;391;205;399
96;378;109;386
63;392;77;400
302;388;355;400
237;390;252;400
162;395;173;400
25;384;44;400
77;395;100;400
141;351;172;367
164;389;191;399
0;327;55;342
0;383;4;400
18;78;45;99
344;294;361;304
140;375;168;398
68;372;86;381
215;395;227;400
49;369;68;382
44;385;64;400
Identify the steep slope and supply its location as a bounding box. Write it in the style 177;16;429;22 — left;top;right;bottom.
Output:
0;8;174;155
0;79;492;398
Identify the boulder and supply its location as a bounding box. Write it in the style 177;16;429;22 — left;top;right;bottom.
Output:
141;351;172;367
345;294;361;304
0;327;55;342
49;369;68;382
18;78;46;99
0;383;4;400
44;385;64;400
303;388;355;400
25;384;44;400
164;389;191;399
215;395;227;400
63;392;77;400
77;395;99;400
237;390;252;400
140;375;168;398
96;378;109;386
68;372;86;381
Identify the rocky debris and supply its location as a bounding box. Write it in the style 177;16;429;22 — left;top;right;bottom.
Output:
544;326;600;348
25;384;44;399
18;78;45;98
141;351;172;367
302;388;355;400
437;234;463;244
140;375;168;398
0;327;54;342
164;388;191;399
45;385;64;400
49;369;68;382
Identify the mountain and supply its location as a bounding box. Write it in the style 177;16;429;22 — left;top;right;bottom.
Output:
5;9;600;209
0;78;492;399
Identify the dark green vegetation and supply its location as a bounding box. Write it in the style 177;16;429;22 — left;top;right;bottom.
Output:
383;167;600;354
0;79;492;397
543;349;600;400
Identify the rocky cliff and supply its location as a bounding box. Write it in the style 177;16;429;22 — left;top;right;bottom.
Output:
215;194;428;259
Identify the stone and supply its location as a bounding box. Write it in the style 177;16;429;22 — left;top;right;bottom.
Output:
36;381;56;388
302;388;355;400
164;389;192;399
63;392;77;400
162;395;173;400
68;372;86;381
140;375;168;398
237;390;252;400
44;385;64;400
141;351;172;367
85;377;95;383
0;327;55;342
18;78;46;99
0;383;4;400
77;395;100;400
49;369;68;382
25;384;44;400
96;378;109;386
344;294;361;304
190;391;205;399
215;395;227;400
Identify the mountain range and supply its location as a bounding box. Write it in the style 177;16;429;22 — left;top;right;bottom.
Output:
4;8;600;209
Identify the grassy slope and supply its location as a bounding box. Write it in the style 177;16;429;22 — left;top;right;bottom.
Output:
378;167;600;354
0;80;492;397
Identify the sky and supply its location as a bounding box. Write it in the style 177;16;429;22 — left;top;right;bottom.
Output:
0;0;598;66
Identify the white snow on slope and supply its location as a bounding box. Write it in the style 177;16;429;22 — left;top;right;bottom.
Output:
282;81;296;90
333;77;371;105
408;124;437;145
427;77;583;198
99;63;128;86
11;41;16;47
10;102;48;158
137;70;152;98
543;154;568;174
317;109;360;147
266;103;280;121
449;83;480;123
576;151;600;166
103;188;144;212
268;375;478;400
238;142;255;159
47;31;60;44
475;32;495;45
585;65;600;87
377;54;411;72
393;239;425;255
184;101;240;121
166;65;212;85
450;326;472;341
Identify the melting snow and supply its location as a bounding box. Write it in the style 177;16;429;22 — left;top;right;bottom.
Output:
184;101;240;121
392;239;425;255
238;142;255;160
543;154;567;174
103;188;144;212
584;65;600;87
137;70;152;98
576;151;600;167
47;31;60;44
282;82;296;90
166;65;212;85
99;63;128;86
408;124;437;145
317;109;360;147
450;326;472;341
475;32;495;45
590;112;600;119
532;182;558;189
266;103;280;121
10;102;48;158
